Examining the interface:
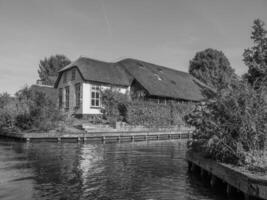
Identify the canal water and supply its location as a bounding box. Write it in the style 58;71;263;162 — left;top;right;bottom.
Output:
0;139;237;200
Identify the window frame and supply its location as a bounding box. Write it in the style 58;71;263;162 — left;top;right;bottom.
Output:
58;88;63;109
75;83;81;108
91;85;101;108
65;86;70;110
63;72;67;83
71;68;76;81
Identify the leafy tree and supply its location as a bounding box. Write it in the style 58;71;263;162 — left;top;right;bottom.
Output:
185;81;267;167
189;48;236;91
14;86;63;131
38;55;71;86
101;89;129;123
0;92;12;108
243;19;267;87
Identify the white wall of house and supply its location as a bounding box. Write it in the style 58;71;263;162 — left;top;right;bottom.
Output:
57;68;130;115
82;83;130;115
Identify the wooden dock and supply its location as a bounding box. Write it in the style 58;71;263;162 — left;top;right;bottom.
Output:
0;129;192;143
186;151;267;200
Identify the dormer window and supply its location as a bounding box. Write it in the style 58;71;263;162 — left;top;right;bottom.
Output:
157;68;163;73
138;63;145;68
71;68;76;80
154;73;162;81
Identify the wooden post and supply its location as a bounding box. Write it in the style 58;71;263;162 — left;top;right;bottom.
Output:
190;163;196;172
210;175;217;188
187;161;192;172
226;184;231;197
200;168;205;178
244;193;249;200
265;131;267;166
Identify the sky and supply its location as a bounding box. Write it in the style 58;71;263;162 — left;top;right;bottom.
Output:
0;0;267;94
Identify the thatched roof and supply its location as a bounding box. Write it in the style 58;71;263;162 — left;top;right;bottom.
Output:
56;57;130;87
55;57;209;101
118;59;206;101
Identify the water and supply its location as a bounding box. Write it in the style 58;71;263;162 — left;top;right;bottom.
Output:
0;139;233;200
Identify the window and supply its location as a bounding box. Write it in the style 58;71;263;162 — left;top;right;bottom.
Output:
91;85;100;107
75;83;81;108
58;88;63;109
71;68;76;81
63;72;67;83
65;86;70;109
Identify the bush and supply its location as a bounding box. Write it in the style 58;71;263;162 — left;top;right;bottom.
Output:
101;89;129;123
0;95;18;130
125;101;194;127
13;87;64;131
125;101;171;127
101;90;194;127
15;113;33;130
185;81;267;166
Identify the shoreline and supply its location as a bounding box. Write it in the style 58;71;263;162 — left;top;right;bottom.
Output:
186;150;267;200
0;128;193;143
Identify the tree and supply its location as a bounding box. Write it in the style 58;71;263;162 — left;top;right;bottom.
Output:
185;81;267;166
189;48;236;91
38;55;71;86
0;92;12;108
243;19;267;87
14;86;63;131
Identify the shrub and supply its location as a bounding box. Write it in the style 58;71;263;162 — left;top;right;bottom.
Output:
125;101;171;127
101;89;195;127
101;89;129;123
15;113;33;130
125;100;194;127
14;87;64;131
185;81;267;166
0;95;18;130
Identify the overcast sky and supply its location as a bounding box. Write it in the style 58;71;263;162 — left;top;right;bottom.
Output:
0;0;267;94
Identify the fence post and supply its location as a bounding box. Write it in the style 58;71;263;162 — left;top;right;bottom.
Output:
265;131;267;166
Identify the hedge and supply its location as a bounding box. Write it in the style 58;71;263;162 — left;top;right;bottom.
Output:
125;101;194;127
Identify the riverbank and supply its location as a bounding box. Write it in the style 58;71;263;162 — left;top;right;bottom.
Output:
0;126;193;143
186;151;267;200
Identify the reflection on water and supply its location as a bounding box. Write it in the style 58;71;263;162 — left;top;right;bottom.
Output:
0;139;234;200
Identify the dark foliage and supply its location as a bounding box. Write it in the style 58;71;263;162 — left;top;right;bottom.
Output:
189;48;236;91
243;19;267;88
101;89;194;127
38;54;71;86
185;80;267;166
11;87;64;131
100;89;129;123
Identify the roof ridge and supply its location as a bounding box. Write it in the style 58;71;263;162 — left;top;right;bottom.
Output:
78;56;114;64
118;58;189;75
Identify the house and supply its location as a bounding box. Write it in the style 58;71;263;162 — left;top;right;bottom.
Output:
54;57;209;116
